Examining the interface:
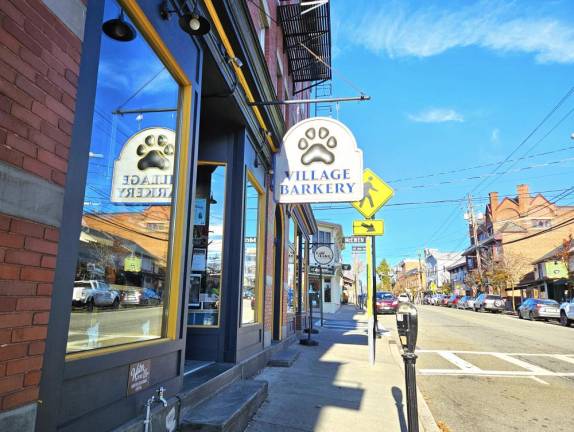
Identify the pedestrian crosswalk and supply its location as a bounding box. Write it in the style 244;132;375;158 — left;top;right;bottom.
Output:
314;319;391;336
417;349;574;384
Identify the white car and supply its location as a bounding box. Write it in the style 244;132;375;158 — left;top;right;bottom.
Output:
73;280;120;311
397;293;411;303
560;298;574;326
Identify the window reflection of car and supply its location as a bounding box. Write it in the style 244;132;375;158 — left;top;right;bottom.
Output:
119;287;162;307
72;280;120;311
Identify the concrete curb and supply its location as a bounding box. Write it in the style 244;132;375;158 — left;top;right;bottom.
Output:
387;334;441;432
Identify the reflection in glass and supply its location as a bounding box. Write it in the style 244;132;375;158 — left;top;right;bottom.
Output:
287;217;297;313
241;177;261;325
189;165;226;326
66;0;179;353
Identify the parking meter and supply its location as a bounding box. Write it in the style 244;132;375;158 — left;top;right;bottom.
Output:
396;302;418;352
396;302;419;432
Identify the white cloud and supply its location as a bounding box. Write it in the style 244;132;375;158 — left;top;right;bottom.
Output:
407;108;464;123
346;0;574;64
491;128;500;143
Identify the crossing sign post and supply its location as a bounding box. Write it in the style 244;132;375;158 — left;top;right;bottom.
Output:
352;168;394;218
351;168;394;366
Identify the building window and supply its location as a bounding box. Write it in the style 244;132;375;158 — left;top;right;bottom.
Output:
241;173;263;325
189;164;226;326
532;219;551;229
67;0;181;353
287;215;297;313
324;278;332;303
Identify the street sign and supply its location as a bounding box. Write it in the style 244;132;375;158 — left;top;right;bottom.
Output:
353;219;384;236
343;236;366;244
352;168;394;218
352;246;366;252
313;245;334;265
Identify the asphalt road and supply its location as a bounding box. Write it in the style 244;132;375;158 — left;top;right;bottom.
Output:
67;306;163;352
378;305;574;432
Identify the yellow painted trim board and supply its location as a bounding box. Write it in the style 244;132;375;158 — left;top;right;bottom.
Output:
203;0;277;153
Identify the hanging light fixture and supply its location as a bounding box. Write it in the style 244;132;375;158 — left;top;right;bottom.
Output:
179;1;211;36
102;9;137;42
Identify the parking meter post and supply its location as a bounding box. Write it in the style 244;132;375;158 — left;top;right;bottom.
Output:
403;352;419;432
371;226;378;330
396;303;419;432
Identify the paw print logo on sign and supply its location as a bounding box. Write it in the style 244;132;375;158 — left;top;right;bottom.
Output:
298;127;337;165
137;134;175;171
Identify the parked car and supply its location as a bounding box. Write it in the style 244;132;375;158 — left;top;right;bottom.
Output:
560;297;574;326
466;296;478;310
441;295;450;306
457;296;470;309
72;280;120;311
518;298;560;321
397;293;411;303
474;293;506;313
119;287;162;307
376;292;399;314
446;294;461;307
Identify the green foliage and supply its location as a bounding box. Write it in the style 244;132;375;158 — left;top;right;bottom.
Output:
376;259;392;292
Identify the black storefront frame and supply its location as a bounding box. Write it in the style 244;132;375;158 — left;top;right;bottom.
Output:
38;1;204;431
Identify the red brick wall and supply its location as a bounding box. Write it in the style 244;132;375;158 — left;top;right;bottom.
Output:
0;214;58;410
0;0;81;412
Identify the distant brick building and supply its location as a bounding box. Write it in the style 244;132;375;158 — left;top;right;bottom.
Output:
463;184;574;302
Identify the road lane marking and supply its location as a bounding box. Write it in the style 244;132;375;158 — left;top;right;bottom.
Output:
529;376;549;385
418;369;574;377
418;349;574;357
491;353;554;374
438;351;482;372
553;354;574;365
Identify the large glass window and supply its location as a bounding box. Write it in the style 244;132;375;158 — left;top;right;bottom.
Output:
241;174;262;325
66;1;180;353
287;216;297;314
188;164;226;326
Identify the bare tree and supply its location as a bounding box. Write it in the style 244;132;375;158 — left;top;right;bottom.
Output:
483;252;531;310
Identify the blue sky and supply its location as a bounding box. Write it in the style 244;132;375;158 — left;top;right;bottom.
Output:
313;0;574;270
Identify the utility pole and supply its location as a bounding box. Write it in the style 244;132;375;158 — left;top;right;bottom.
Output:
417;253;424;305
467;194;483;290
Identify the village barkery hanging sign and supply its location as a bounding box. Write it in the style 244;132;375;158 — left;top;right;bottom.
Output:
111;127;176;204
274;117;363;203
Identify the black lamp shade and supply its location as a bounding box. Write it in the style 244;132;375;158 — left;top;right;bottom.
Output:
102;14;137;42
179;13;211;36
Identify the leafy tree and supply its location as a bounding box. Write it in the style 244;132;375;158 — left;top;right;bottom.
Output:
376;259;392;292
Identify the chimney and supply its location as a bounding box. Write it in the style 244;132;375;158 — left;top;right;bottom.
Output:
489;191;499;219
517;184;529;215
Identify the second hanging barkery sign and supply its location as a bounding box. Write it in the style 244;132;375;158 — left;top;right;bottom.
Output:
274;117;364;203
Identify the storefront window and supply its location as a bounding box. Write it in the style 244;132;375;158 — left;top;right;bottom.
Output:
189;164;226;326
241;174;262;325
287;216;297;313
66;0;180;353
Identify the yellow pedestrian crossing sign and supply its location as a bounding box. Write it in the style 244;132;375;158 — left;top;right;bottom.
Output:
353;219;384;236
352;169;394;218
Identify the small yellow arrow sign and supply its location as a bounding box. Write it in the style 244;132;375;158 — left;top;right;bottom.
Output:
352;169;394;218
353;219;384;236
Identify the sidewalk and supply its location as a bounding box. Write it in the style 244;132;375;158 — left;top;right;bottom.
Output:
245;305;437;432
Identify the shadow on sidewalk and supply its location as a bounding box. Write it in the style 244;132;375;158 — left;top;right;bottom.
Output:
392;386;408;432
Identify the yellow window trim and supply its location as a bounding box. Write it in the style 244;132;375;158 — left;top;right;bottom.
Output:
274;206;285;339
243;169;265;325
187;161;227;328
203;0;277;153
66;0;192;360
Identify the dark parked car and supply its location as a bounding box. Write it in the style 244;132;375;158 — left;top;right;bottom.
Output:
518;298;560;321
441;295;450;306
376;292;398;314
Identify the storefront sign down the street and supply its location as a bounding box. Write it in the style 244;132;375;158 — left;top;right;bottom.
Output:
111;127;176;203
344;236;366;244
313;245;334;265
275;117;364;203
